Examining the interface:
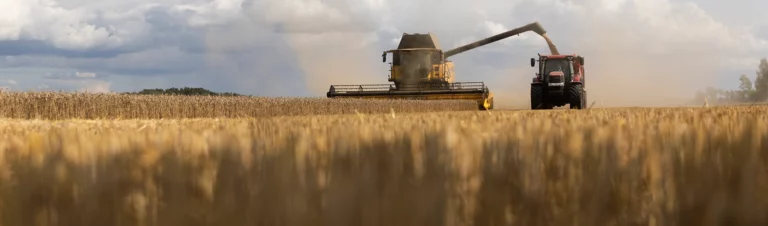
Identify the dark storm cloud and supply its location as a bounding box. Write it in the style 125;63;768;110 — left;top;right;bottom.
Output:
0;40;128;58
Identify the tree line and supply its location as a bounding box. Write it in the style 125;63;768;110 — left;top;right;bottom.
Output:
123;87;244;96
695;58;768;104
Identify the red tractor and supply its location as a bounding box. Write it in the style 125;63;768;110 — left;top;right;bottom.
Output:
530;54;587;109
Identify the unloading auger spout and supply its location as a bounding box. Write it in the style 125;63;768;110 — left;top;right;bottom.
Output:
444;21;560;57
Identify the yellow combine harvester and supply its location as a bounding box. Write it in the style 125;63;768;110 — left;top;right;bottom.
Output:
327;21;552;110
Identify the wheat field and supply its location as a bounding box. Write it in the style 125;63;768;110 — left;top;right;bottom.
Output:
0;91;478;119
0;95;766;226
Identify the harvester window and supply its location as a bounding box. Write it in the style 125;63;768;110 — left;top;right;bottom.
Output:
431;52;442;63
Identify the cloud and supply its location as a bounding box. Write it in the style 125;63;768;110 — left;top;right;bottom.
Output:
75;72;96;78
0;0;127;50
563;0;768;107
48;76;113;93
173;0;246;27
77;80;112;93
0;0;764;107
43;71;100;80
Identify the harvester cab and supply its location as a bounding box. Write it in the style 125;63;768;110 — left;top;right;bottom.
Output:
530;54;587;110
327;21;555;110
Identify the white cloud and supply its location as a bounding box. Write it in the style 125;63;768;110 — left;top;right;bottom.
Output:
77;80;112;93
602;0;629;11
0;0;126;50
174;0;245;27
37;84;49;90
75;72;96;78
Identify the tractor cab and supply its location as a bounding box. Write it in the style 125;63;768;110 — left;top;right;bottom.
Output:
531;54;584;85
529;54;587;110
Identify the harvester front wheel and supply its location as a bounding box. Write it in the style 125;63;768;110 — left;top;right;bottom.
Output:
480;96;494;110
531;85;544;110
488;97;494;110
568;84;586;109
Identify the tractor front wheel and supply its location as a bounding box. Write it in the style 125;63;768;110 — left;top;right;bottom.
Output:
568;84;586;109
531;85;544;110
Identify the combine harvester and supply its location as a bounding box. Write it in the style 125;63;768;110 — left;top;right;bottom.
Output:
326;21;560;110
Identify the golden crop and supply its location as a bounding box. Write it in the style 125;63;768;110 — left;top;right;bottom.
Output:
0;91;478;120
1;105;766;226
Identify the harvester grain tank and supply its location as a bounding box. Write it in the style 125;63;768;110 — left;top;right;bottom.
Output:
327;22;554;110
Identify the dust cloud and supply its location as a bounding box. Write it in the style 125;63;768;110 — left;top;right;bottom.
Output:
200;0;743;104
202;21;310;96
281;32;386;95
482;66;538;110
489;17;727;109
199;1;386;97
577;19;718;108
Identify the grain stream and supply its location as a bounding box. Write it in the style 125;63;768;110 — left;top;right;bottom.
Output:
0;106;767;226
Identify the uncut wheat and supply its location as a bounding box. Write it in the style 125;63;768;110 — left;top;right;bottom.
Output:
0;91;478;119
0;106;767;226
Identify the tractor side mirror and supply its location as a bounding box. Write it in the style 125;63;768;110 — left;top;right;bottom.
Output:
530;58;536;67
382;53;387;62
579;56;585;65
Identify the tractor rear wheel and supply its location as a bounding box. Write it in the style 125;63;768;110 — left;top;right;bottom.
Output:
568;84;586;109
531;85;544;109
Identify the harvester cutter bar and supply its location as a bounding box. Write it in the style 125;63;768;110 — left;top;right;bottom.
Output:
327;82;488;98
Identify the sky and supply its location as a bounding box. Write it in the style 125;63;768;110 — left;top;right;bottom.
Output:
0;0;766;107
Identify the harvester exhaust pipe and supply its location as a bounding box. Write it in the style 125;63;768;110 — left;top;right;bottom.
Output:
444;21;560;58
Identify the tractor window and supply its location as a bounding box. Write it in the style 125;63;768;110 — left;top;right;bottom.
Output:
543;59;572;77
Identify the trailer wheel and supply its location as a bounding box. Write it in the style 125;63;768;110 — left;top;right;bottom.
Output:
531;85;544;110
568;84;585;109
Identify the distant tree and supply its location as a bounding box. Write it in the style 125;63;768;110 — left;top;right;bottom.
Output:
693;58;768;104
739;74;754;92
755;58;768;101
739;74;756;101
701;86;722;102
126;87;243;96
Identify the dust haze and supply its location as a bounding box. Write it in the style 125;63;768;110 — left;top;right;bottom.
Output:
486;0;763;109
282;32;384;95
574;14;717;108
199;0;764;103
